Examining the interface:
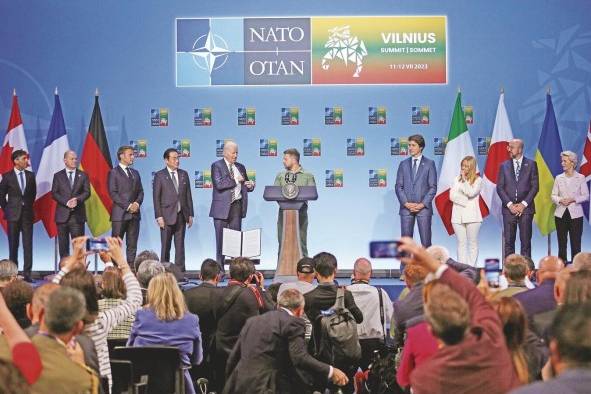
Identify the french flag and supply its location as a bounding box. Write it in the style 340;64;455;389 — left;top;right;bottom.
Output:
34;89;70;237
0;91;30;232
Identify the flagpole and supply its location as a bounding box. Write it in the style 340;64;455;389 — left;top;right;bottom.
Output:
547;85;552;256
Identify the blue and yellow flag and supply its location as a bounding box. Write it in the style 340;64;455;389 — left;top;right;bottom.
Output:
534;94;563;235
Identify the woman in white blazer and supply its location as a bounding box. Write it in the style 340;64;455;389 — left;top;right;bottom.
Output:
551;151;589;263
450;156;483;266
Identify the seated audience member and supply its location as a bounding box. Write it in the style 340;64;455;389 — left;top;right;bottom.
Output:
0;259;18;291
494;254;530;299
184;259;222;381
514;256;563;317
54;236;142;387
136;259;165;302
396;280;439;389
98;269;135;339
492;297;545;384
214;258;273;390
2;279;33;328
563;269;591;304
304;252;363;393
128;272;202;394
267;282;282;305
572;251;591;271
278;257;317;297
25;283;99;374
347;258;393;370
133;249;159;273
33;287;99;393
391;263;428;344
0;288;42;389
224;289;349;394
510;303;591;394
396;237;520;394
427;245;478;283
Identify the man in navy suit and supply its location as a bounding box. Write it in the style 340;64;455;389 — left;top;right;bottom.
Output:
395;134;438;248
496;139;539;258
209;141;255;271
153;148;194;272
108;145;144;265
51;150;90;258
0;149;36;281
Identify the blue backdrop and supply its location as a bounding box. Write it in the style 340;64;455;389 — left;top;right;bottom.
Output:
1;0;590;271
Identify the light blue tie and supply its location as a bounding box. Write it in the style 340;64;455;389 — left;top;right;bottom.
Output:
412;159;418;180
18;171;25;193
68;171;74;188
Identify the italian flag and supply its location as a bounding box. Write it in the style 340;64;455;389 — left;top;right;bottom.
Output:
435;92;489;235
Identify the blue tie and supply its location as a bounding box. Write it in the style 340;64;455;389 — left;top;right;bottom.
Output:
18;171;25;193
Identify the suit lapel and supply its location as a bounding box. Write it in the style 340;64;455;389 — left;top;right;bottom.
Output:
12;172;24;196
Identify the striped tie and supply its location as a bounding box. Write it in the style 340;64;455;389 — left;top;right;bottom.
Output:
229;164;237;202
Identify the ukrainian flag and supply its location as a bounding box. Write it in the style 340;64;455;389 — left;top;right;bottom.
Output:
534;94;563;236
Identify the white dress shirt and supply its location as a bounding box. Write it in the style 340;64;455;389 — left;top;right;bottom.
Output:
223;158;242;201
551;171;589;219
14;168;26;190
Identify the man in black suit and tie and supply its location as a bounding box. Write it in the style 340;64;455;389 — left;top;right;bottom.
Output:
225;288;349;394
108;145;144;265
496;138;539;258
0;150;36;281
153;148;194;272
51;150;90;258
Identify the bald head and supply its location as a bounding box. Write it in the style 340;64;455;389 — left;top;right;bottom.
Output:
63;150;78;170
554;267;573;305
353;258;372;281
537;256;564;284
28;283;60;324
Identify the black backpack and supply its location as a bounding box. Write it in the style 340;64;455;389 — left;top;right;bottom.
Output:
314;287;361;366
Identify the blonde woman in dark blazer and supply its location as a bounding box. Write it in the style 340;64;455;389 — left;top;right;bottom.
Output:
450;156;483;266
551;151;589;263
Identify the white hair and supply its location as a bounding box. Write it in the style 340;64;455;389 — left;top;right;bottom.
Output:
223;140;237;152
426;245;450;264
561;150;578;166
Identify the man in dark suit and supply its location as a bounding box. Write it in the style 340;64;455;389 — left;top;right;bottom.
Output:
395;134;437;248
0;150;36;281
209;141;255;271
153;148;194;272
213;258;272;391
108;145;144;265
184;259;222;382
224;288;349;394
496;138;539;258
51;150;90;258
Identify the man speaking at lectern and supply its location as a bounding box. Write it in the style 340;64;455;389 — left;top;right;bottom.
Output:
209;141;255;272
274;148;316;257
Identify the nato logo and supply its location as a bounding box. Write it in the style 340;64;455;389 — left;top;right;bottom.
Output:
176;18;311;86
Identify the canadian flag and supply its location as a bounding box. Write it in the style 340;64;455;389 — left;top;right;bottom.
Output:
0;91;31;232
481;92;514;221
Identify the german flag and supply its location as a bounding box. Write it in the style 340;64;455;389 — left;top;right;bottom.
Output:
80;94;113;236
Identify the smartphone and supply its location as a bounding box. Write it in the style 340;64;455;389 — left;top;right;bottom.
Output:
369;241;408;259
484;258;501;288
86;238;109;253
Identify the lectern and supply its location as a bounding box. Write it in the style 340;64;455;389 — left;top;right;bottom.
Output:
263;185;318;280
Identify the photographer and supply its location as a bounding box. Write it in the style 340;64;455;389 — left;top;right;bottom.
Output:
213;258;273;391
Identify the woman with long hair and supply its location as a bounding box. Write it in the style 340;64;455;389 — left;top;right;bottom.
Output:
450;156;483;266
128;272;202;394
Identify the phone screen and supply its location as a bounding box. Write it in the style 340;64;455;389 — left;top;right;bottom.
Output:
369;241;406;259
484;258;501;288
86;238;109;253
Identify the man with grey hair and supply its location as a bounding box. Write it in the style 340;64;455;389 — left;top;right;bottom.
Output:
551;150;588;263
347;257;393;370
573;252;591;271
225;288;348;393
497;138;539;258
51;150;90;258
494;254;529;299
136;259;165;302
209;141;255;271
426;245;478;283
0;259;18;289
31;287;97;393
